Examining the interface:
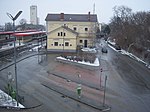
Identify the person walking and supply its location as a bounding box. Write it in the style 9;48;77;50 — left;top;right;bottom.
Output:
77;84;82;98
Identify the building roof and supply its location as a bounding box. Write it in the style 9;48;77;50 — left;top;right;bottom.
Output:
45;13;98;22
0;30;38;35
13;31;46;37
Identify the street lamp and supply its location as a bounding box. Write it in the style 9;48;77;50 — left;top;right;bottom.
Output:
7;11;22;106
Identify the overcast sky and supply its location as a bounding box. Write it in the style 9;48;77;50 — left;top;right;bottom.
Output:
0;0;149;25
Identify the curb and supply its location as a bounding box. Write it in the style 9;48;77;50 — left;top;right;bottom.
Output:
41;82;111;111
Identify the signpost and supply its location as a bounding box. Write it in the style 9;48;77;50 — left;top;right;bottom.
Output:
103;75;107;107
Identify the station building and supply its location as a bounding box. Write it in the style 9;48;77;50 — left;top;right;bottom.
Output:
45;12;99;52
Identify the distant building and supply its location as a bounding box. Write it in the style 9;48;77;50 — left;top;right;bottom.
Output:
37;17;40;25
30;5;38;25
45;12;98;52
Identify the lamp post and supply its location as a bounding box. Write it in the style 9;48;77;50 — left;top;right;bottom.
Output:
7;11;22;106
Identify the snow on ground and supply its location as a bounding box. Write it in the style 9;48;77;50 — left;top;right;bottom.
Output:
108;42;150;69
29;45;42;52
57;48;98;66
1;42;24;50
56;56;99;67
81;48;97;53
0;89;24;108
29;46;38;52
108;44;118;52
107;40;116;45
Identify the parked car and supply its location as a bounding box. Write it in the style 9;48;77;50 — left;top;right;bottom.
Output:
101;47;108;53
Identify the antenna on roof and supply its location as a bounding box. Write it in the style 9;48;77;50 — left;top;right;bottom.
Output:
93;3;95;14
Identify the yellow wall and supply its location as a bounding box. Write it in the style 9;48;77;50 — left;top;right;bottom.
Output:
47;27;77;50
46;20;98;51
47;21;97;37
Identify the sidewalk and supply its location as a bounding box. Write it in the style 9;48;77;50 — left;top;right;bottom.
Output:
50;62;101;88
44;56;111;111
39;71;111;111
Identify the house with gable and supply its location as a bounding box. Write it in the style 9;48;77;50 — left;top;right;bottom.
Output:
45;12;98;52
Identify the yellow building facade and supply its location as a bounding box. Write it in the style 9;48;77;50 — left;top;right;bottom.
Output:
45;12;98;52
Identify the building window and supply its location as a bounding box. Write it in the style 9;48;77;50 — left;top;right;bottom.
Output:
65;42;69;46
58;33;60;36
85;28;88;31
61;32;63;36
51;44;53;46
62;44;64;46
54;42;58;46
80;40;83;43
70;44;72;46
59;44;61;46
73;27;77;31
64;33;66;36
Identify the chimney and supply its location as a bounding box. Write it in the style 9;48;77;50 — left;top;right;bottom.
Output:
60;13;64;21
88;12;91;21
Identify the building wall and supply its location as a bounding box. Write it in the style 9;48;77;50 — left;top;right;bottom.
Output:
30;5;37;25
16;36;32;43
47;21;97;36
47;20;98;51
47;28;77;51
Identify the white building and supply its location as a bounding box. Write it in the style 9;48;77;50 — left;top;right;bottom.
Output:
30;5;38;25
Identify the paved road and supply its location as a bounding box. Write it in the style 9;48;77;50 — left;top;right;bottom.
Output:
0;53;103;112
97;40;150;112
0;40;150;112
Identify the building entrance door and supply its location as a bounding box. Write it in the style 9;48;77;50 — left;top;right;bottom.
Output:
84;40;88;47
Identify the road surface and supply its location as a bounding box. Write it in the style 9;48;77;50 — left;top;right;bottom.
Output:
0;40;150;112
97;39;150;112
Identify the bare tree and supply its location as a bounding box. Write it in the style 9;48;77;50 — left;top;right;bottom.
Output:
109;6;150;63
5;22;13;31
110;5;133;50
19;18;27;30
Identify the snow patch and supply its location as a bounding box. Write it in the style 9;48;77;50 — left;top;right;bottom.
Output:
0;89;24;108
108;44;149;68
56;56;99;67
81;48;97;53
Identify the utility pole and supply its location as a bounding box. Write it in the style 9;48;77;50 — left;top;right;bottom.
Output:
7;11;22;107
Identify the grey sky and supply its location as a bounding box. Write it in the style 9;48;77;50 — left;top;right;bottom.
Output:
0;0;149;25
